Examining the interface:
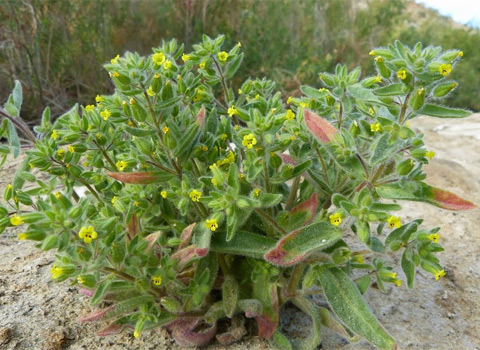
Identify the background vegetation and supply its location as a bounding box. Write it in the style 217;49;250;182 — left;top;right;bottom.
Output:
1;0;479;122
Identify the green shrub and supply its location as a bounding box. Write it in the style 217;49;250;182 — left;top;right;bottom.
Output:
0;36;476;349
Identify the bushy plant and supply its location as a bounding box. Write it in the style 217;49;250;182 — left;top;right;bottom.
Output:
0;36;476;349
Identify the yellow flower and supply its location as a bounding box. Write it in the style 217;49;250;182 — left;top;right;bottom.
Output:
254;189;261;197
329;213;342;226
18;233;27;241
147;86;156;97
425;150;435;160
205;218;219;231
55;192;62;199
369;50;376;56
374;75;382;83
227;105;238;117
51;129;59;140
199;61;206;69
162;126;169;134
434;269;446;281
242;133;257;149
218;51;229;62
220;133;228;141
182;53;190;62
299;102;308;108
11;214;24;226
110;54;120;64
393;279;402;287
201;145;208;151
85;105;95;113
370;123;381;132
369;107;375;115
238;173;246;180
439;63;451;76
290;136;296;141
116;160;128;171
111;196;117;204
318;88;328;92
111;71;120;77
78;226;98;244
236;42;242;48
211;178;218;186
95;95;104;104
287;96;293;104
285;109;295;120
130;98;136;105
397;69;407;80
255;94;260;100
417;87;425;96
152;52;166;65
189;189;202;202
458;51;463;57
161;191;167;198
100;109;111;121
57;149;65;158
68;145;75;153
351;254;364;264
50;265;64;279
224;151;235;164
238;88;243;95
134;201;139;206
428;233;440;243
374;56;383;63
163;60;172;70
387;216;402;229
152;276;162;286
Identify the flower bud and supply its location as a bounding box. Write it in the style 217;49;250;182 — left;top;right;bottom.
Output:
433;82;458;98
409;86;425;111
396;159;415;175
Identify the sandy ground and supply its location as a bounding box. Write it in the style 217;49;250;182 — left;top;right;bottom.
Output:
0;115;479;350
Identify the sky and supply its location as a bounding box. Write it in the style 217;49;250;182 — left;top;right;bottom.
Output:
416;0;480;27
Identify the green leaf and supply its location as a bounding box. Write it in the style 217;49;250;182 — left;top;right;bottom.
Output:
227;162;240;193
210;231;276;259
256;193;283;208
347;84;388;106
318;267;397;350
402;247;415;289
376;182;476;211
124;125;156;137
225;53;244;79
418;104;471;118
222;275;239;318
12;80;23;111
105;171;174;184
318;307;359;341
6;119;20;158
300;85;329;100
91;277;114;305
374;84;407;96
264;222;342;266
105;295;153;320
157;96;182;109
270;330;292;350
291;297;322;350
370;133;396;165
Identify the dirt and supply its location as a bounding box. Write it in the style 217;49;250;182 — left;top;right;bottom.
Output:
1;115;479;350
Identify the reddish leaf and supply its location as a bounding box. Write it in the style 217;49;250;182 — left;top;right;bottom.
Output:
172;244;207;271
78;288;94;298
195;106;206;127
291;193;318;224
279;153;297;166
95;323;125;336
169;317;217;346
106;171;172;184
179;223;197;249
264;222;342;267
255;287;279;339
304;109;338;143
430;187;477;210
78;306;115;322
127;213;139;239
145;231;162;252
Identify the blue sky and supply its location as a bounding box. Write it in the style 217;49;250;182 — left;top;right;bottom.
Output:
416;0;480;27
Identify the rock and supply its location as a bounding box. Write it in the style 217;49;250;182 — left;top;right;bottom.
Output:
0;327;12;346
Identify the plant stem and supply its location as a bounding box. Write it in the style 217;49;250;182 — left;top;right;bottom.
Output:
285;176;300;211
287;264;306;297
398;92;411;124
316;147;330;186
92;139;117;170
0;109;37;144
212;56;240;125
254;208;287;236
